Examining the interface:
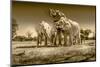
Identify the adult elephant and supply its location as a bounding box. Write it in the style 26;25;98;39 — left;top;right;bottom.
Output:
49;8;81;46
36;20;57;47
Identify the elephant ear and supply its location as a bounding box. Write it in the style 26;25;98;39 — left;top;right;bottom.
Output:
57;10;66;17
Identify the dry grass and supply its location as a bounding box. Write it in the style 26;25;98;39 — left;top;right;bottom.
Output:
12;40;96;65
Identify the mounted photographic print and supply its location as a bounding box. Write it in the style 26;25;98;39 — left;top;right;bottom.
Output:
11;0;96;66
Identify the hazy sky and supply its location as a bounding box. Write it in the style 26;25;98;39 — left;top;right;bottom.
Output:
12;1;96;37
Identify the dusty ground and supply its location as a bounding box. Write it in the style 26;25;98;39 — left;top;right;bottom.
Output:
12;40;96;65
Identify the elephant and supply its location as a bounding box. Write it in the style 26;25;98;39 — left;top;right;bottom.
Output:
49;8;81;46
36;20;57;47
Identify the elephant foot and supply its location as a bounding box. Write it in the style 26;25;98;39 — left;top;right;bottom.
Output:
69;43;73;46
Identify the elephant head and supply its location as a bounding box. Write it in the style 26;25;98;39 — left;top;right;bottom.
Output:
49;8;65;22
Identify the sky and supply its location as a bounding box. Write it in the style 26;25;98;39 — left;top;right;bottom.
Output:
12;1;96;37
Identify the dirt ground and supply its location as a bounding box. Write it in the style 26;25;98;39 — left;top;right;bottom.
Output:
12;40;96;65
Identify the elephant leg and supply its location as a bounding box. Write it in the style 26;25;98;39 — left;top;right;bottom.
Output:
81;38;83;44
54;31;58;46
44;35;47;46
51;35;53;42
58;31;62;46
37;34;42;47
78;37;81;45
76;34;81;45
69;34;73;46
50;35;53;45
74;36;78;45
51;35;55;46
40;35;42;45
37;35;39;47
54;33;57;46
64;33;67;46
73;37;75;45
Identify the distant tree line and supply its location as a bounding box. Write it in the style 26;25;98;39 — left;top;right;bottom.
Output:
80;29;95;40
13;35;37;41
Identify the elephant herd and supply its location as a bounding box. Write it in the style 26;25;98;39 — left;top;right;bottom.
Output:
36;9;81;47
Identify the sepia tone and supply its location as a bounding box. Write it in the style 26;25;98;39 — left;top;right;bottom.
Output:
12;1;96;66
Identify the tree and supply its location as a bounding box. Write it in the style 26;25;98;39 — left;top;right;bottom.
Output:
26;31;32;38
12;18;18;39
14;36;26;41
84;29;92;39
26;31;33;41
80;29;92;40
80;29;92;44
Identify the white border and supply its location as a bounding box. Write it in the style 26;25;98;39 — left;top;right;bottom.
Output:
16;0;96;5
0;0;100;67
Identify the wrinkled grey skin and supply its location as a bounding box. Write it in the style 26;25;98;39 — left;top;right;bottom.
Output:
49;8;81;46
